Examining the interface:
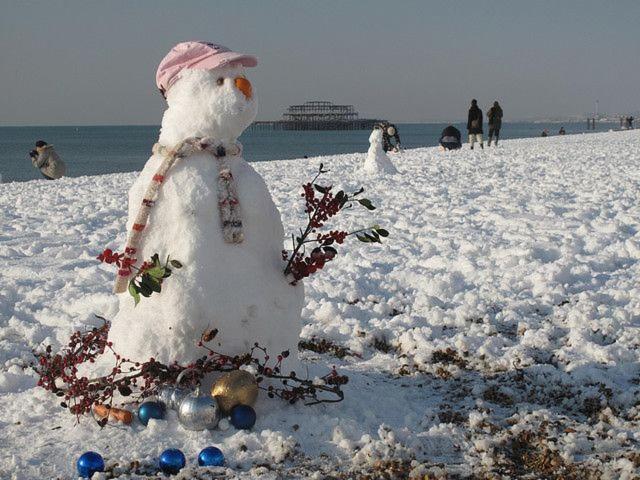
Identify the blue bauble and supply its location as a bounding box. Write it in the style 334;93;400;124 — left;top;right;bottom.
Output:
138;401;165;426
198;446;225;467
76;451;105;478
159;448;186;475
230;404;256;430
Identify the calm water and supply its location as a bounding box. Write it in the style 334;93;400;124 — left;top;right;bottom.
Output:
0;122;618;183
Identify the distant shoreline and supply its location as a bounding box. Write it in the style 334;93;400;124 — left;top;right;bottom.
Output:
0;120;622;129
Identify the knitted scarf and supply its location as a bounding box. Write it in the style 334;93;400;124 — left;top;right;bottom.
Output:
113;137;243;294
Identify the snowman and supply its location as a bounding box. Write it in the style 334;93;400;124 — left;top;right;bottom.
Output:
107;42;304;367
362;126;398;174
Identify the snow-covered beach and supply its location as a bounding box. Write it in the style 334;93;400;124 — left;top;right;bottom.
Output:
1;129;639;478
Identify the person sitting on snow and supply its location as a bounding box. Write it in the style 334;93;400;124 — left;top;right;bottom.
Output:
376;122;402;152
558;126;566;135
439;125;462;150
31;140;66;180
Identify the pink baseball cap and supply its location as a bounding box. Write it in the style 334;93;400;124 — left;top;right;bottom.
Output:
156;41;258;96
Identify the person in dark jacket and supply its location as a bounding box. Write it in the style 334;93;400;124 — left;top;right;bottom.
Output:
486;101;503;146
439;125;462;150
558;126;566;135
467;99;483;149
376;122;402;152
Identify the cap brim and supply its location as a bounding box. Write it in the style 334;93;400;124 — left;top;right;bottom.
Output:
191;51;258;71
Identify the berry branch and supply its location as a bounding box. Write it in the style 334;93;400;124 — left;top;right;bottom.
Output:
97;250;182;305
33;317;347;425
283;163;389;284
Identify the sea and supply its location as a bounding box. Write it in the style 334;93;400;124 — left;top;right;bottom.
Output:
0;122;619;183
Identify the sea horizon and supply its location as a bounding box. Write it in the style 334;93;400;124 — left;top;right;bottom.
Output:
1;121;622;183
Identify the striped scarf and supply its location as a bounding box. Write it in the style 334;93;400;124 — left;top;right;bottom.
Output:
113;137;243;294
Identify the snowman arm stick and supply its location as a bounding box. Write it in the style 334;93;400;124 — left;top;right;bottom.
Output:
113;151;179;293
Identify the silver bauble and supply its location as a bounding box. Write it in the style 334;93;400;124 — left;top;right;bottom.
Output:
177;389;220;431
169;388;190;411
156;385;190;410
156;386;175;409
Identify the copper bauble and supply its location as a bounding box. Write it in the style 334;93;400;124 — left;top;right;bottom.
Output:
211;370;258;413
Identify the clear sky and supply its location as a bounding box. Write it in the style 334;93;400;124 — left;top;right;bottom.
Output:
1;0;638;126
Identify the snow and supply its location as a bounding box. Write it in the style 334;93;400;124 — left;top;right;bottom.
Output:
1;130;640;478
108;67;303;366
362;128;398;174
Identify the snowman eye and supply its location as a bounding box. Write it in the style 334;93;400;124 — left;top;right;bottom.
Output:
216;77;224;86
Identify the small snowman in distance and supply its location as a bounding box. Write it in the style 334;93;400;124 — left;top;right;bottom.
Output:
107;42;303;368
363;125;398;174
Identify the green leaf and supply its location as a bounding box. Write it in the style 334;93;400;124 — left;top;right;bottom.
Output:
170;259;183;268
128;281;141;306
365;232;381;243
323;246;338;255
141;273;161;293
151;253;160;266
314;184;330;194
376;228;389;237
145;266;165;278
357;199;376;210
138;282;153;297
356;234;370;243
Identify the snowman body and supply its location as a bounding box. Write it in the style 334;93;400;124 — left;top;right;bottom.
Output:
363;128;398;174
108;68;303;365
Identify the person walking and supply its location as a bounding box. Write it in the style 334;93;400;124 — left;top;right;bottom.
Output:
467;99;483;149
31;140;66;180
486;101;503;146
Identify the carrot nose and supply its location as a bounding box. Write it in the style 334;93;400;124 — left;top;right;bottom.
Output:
235;77;252;99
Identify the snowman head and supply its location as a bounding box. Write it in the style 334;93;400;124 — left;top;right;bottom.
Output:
156;42;258;145
369;126;383;144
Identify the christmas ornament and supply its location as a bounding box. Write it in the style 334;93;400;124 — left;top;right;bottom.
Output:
157;384;189;410
137;401;165;426
230;404;256;430
198;446;225;467
177;387;220;430
211;370;258;414
76;451;105;478
159;448;186;475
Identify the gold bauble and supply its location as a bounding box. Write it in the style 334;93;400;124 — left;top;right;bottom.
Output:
211;370;258;413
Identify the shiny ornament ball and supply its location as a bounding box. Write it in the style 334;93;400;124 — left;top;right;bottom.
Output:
198;446;225;467
177;391;220;430
170;387;190;410
137;401;165;426
157;385;189;410
156;385;175;408
230;404;256;430
76;451;105;478
211;370;258;414
159;448;186;475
